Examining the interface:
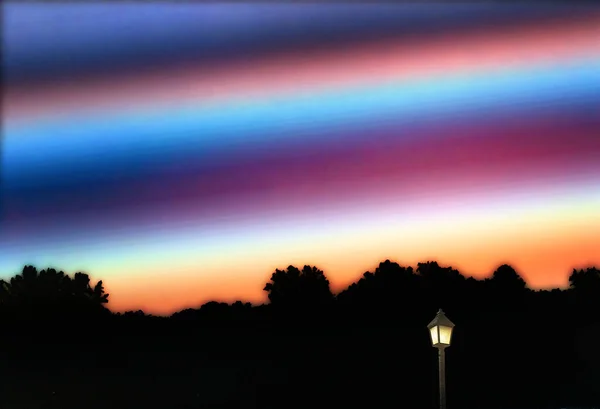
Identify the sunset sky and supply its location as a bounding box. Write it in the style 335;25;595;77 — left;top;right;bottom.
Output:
2;3;600;315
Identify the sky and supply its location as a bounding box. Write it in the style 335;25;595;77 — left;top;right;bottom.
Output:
2;3;600;315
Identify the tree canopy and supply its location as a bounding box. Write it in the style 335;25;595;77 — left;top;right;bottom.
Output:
0;265;109;322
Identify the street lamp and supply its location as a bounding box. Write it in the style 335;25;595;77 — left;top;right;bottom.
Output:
427;309;455;409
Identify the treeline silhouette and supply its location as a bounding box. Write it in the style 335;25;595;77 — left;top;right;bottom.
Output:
1;261;599;409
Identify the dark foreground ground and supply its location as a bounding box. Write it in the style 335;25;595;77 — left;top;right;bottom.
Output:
1;263;599;408
1;311;599;409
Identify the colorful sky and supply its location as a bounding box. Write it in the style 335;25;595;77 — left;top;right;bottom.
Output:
2;4;600;315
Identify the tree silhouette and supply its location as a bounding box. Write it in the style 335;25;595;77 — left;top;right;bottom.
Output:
491;263;527;288
0;278;10;304
485;264;529;313
337;260;419;324
0;265;110;324
263;265;334;312
417;261;467;318
569;266;600;294
569;266;600;323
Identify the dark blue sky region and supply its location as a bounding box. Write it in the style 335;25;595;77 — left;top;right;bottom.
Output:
4;3;596;85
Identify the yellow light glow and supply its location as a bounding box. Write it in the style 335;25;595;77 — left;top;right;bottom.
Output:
430;327;439;345
439;325;453;345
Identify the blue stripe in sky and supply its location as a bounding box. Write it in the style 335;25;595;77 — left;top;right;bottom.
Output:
3;59;600;189
5;3;580;83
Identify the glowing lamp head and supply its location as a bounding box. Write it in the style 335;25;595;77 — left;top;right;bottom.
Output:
427;309;455;348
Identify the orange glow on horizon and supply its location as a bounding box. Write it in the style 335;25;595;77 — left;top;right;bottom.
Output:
105;227;600;315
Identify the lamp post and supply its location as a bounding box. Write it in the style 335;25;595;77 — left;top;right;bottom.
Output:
427;309;455;409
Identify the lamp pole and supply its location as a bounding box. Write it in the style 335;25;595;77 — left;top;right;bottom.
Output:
438;345;446;409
